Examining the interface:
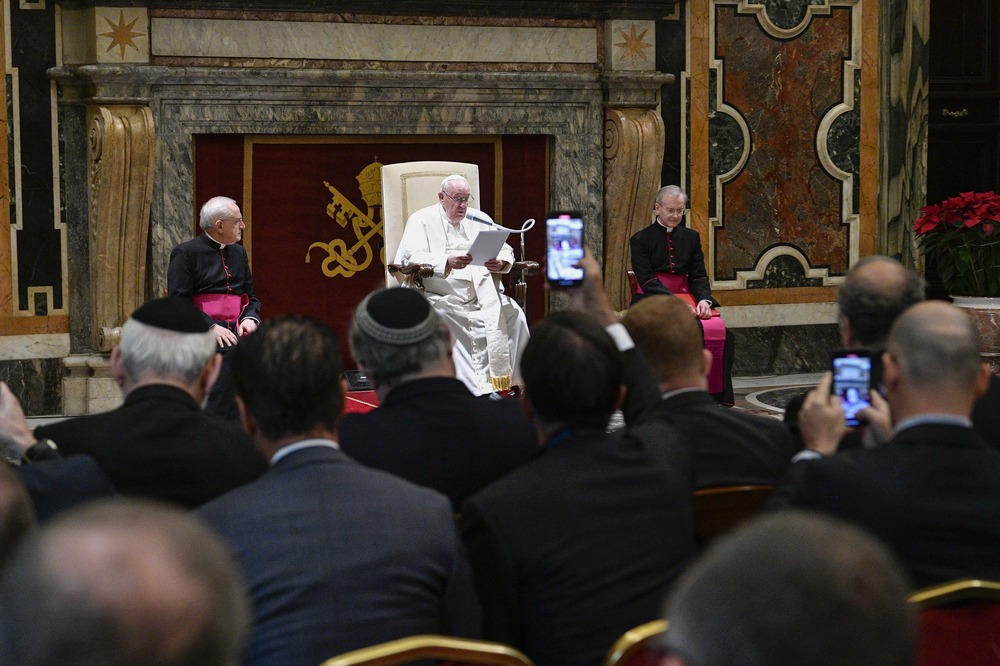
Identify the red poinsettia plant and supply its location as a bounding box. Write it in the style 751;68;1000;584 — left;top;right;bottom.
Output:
913;191;1000;297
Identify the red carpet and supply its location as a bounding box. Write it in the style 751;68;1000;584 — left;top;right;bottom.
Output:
345;391;379;414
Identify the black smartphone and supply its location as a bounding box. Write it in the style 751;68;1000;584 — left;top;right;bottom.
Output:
546;212;585;288
830;349;874;427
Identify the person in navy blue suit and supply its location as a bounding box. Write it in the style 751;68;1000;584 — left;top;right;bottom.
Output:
195;315;480;666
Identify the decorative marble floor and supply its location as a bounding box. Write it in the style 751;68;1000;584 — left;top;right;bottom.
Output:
732;373;823;417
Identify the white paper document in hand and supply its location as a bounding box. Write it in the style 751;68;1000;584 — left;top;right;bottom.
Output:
468;229;511;266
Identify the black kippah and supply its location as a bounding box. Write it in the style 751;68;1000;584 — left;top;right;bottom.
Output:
130;297;212;333
355;288;438;345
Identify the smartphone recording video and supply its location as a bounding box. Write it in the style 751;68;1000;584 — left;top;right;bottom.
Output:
830;349;873;427
546;212;585;288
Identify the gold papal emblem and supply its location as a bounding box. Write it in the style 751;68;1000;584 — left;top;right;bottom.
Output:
305;160;384;278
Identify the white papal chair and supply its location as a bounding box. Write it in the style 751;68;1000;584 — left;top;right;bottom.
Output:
379;161;538;309
380;161;482;289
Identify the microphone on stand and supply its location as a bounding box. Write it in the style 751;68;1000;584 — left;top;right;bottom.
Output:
466;212;495;225
465;212;536;235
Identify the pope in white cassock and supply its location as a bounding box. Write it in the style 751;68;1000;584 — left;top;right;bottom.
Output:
394;174;529;395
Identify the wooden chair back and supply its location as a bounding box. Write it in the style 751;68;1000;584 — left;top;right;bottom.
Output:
319;634;534;666
380;161;481;287
692;485;774;547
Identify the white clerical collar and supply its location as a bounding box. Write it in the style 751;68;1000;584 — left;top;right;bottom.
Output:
655;219;674;233
204;232;227;249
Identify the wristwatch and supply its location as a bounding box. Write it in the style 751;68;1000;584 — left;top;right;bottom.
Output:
23;438;60;463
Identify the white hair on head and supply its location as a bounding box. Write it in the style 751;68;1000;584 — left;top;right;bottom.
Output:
199;197;238;232
439;175;469;193
118;319;217;385
656;185;688;206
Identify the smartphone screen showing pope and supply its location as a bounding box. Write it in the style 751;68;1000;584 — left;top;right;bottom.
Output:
546;212;585;288
830;349;873;427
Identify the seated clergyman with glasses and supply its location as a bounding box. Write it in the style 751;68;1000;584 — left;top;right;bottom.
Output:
629;185;734;404
394;174;528;395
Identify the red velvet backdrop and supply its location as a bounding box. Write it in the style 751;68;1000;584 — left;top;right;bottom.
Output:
194;135;548;370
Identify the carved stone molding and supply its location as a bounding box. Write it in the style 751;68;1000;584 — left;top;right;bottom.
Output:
87;105;155;351
56;0;679;20
601;71;672;310
604;106;666;311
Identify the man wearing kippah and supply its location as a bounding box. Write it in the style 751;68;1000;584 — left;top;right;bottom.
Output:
27;297;267;509
394;175;528;396
168;196;261;419
340;287;537;509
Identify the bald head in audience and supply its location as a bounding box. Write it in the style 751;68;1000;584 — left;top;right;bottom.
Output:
661;511;916;666
837;255;925;349
0;500;249;666
883;300;990;423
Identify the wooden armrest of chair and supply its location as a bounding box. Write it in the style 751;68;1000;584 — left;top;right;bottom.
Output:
510;260;540;277
387;262;435;289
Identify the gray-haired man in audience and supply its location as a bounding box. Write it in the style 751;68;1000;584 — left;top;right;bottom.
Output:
339;287;536;509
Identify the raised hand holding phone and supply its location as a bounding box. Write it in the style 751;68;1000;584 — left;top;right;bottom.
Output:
831;349;874;427
546;212;585;288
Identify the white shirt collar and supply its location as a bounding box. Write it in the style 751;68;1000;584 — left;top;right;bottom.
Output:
270;438;340;465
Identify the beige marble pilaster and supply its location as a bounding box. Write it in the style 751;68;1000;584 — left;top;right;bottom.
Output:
87;105;155;351
602;72;673;311
604;107;666;310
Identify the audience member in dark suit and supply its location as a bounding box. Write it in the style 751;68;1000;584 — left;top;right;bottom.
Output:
784;255;999;449
32;298;267;509
661;511;915;666
460;250;696;666
339;287;537;509
1;382;117;522
0;500;250;666
971;373;1000;448
770;301;1000;588
622;294;799;488
195;315;481;666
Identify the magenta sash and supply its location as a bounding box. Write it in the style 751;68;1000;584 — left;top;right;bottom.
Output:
635;273;727;394
193;293;249;322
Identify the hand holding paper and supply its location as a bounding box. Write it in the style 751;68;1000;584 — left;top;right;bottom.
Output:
467;229;511;266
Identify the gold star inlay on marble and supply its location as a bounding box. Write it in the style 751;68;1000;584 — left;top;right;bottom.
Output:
615;23;653;65
99;10;145;60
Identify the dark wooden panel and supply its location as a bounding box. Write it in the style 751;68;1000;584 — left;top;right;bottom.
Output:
927;130;1000;203
930;0;998;92
56;0;678;20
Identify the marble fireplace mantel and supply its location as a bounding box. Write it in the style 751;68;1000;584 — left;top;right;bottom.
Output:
51;63;670;364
